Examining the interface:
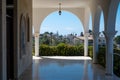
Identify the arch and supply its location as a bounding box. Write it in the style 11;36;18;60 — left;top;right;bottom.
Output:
19;14;26;59
40;10;84;27
93;5;105;33
88;5;93;31
40;10;84;35
105;0;119;32
33;8;85;33
26;14;30;42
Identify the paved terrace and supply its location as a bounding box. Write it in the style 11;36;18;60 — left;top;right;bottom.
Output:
21;56;120;80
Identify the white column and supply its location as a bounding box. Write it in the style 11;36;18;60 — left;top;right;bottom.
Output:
35;33;39;56
84;33;89;56
103;31;117;76
93;32;100;63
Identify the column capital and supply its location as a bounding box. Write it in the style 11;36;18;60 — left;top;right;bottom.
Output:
84;33;89;37
92;32;100;38
103;31;117;39
34;32;39;37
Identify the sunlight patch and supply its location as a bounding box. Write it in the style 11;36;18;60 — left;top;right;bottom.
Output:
33;56;92;60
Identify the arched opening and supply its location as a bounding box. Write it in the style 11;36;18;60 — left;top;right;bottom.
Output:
89;14;92;30
88;14;93;46
40;11;84;35
100;11;104;33
114;3;120;77
99;11;105;47
38;11;84;56
115;3;120;36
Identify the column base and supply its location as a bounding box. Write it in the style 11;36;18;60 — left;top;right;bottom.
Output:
93;61;98;64
93;58;98;64
84;55;88;57
35;55;39;57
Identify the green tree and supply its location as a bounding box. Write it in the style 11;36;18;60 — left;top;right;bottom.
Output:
50;32;53;45
80;32;84;36
114;35;120;44
89;29;92;35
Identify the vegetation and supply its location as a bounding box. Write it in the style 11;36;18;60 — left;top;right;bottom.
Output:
114;35;120;45
114;54;120;77
97;47;106;67
39;32;82;46
32;43;93;56
39;43;86;56
97;47;120;77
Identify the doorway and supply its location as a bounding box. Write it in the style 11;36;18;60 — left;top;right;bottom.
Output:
6;0;14;79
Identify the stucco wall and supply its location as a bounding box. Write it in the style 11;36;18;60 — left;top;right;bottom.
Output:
15;0;32;78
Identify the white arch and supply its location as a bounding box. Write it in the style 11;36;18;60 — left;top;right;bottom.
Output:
92;6;104;33
40;10;84;34
33;8;87;33
105;0;119;32
33;7;91;57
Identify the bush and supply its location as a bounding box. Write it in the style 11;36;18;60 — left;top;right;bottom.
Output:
114;55;120;77
57;43;67;56
97;47;106;68
114;48;120;77
39;43;84;56
39;44;51;56
97;47;120;77
114;48;120;54
88;46;93;58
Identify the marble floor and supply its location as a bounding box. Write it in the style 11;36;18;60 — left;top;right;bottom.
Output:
21;56;120;80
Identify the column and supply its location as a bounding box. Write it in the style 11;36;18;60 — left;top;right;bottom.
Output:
84;33;89;56
35;32;39;56
103;31;117;76
93;32;100;63
0;0;7;80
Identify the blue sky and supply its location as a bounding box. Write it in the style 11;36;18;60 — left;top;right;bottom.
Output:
40;5;120;36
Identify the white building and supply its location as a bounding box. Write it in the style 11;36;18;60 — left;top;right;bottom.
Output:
77;35;106;46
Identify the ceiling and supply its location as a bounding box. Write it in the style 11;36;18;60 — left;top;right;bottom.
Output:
33;0;91;8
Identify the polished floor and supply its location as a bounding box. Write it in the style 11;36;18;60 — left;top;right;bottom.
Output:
21;56;120;80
